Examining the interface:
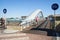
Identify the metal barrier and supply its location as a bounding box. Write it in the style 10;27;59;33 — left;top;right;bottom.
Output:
0;18;6;29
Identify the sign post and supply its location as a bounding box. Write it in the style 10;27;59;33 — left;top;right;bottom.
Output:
3;8;7;29
51;3;59;40
51;3;59;29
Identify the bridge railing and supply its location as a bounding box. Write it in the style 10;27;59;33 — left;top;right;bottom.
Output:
20;19;46;31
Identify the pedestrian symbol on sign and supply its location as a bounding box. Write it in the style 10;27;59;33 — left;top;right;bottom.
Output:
3;8;7;14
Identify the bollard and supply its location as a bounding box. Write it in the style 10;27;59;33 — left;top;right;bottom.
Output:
56;33;60;40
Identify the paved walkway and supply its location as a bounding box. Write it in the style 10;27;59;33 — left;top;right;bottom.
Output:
0;30;53;40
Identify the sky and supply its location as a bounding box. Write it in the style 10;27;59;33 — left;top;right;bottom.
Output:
0;0;60;18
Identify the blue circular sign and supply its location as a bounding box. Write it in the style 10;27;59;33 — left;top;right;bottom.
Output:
3;8;7;14
51;3;59;10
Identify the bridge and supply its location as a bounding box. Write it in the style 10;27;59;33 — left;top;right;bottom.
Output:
0;9;60;40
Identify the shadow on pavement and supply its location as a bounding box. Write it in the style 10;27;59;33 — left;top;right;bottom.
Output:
31;28;60;37
22;28;60;37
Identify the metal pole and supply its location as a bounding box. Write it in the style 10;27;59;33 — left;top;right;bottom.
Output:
53;10;56;40
54;10;56;29
54;10;55;16
54;10;60;40
4;14;6;29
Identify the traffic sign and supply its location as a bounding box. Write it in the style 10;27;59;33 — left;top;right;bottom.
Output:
3;8;7;14
51;3;59;10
